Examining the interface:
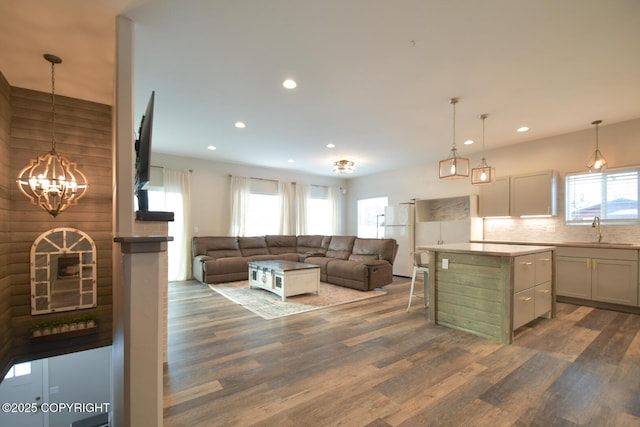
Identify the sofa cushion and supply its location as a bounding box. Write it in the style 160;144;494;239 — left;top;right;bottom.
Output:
304;256;334;279
265;235;297;254
348;254;379;263
239;236;269;256
296;235;331;255
200;237;242;260
326;259;367;281
352;238;397;264
205;256;248;275
325;236;356;260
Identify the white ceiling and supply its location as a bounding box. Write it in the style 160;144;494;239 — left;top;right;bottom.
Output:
1;0;639;177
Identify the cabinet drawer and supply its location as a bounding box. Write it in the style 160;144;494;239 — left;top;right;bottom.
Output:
535;251;553;284
534;282;552;318
555;247;638;261
514;254;536;292
513;288;535;330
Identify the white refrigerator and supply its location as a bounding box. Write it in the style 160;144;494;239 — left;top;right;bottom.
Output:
384;203;414;277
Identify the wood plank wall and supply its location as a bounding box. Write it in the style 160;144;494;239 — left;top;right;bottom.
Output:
0;73;12;377
8;86;113;366
432;251;511;343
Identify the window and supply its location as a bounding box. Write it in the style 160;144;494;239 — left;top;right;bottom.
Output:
566;166;639;224
246;193;280;236
308;198;332;235
4;362;31;379
357;196;388;238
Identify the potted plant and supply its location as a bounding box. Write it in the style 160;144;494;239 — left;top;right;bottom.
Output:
86;317;97;329
40;322;51;336
30;323;44;338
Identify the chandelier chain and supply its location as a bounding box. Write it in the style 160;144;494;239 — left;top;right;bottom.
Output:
50;59;56;151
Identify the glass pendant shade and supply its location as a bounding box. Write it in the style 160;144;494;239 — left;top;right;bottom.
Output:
471;160;496;185
587;120;607;172
587;150;607;172
471;114;496;185
438;149;470;179
15;53;88;217
439;97;469;179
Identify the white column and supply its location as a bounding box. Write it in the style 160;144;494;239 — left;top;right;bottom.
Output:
114;235;171;427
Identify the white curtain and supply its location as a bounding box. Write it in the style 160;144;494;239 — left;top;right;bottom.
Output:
229;175;251;236
328;186;342;234
163;168;191;281
295;183;310;235
278;181;295;234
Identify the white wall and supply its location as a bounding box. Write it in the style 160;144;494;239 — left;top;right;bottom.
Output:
347;118;640;244
48;346;112;427
151;153;349;236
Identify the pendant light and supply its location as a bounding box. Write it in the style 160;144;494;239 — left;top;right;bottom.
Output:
439;97;469;179
471;114;496;185
587;120;607;172
16;54;88;217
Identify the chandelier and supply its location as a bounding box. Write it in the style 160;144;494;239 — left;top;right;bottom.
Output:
587;120;607;172
438;97;469;179
16;54;88;217
471;114;496;185
333;159;355;174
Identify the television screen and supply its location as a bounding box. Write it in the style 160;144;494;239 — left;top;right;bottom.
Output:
135;91;155;211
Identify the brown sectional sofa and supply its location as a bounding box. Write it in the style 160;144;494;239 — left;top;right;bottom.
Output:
192;235;398;291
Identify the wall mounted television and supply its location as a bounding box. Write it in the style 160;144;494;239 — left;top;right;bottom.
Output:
134;91;174;222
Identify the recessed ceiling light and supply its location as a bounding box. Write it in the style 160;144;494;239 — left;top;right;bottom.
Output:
517;126;529;133
282;79;297;89
234;121;246;129
207;145;216;151
288;159;295;163
326;143;335;148
464;139;474;145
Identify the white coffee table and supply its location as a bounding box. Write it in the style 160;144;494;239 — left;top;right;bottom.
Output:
248;260;320;301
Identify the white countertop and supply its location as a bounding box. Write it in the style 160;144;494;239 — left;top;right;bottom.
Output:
473;239;640;250
417;242;555;256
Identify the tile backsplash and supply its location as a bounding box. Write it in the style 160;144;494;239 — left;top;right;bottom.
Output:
483;217;640;245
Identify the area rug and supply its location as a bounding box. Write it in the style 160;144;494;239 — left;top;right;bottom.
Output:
208;280;386;320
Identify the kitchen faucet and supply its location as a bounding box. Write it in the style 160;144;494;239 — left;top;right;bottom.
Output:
592;216;602;243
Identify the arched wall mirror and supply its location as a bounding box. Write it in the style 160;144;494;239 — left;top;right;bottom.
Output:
31;228;97;315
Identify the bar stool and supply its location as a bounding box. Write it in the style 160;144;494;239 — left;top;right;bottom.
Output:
407;251;429;312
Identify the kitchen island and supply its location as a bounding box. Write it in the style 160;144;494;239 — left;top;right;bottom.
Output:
419;243;555;344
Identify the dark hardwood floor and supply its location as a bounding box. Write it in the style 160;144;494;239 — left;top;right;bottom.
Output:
163;277;640;426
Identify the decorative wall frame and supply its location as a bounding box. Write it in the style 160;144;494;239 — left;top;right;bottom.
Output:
31;227;97;315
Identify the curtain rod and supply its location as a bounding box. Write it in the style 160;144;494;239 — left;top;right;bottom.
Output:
151;165;192;172
228;174;294;184
227;175;340;189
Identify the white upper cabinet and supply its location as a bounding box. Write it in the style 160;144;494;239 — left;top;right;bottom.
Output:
478;176;510;217
510;170;557;216
478;170;557;217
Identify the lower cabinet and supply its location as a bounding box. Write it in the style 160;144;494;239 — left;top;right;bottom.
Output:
514;282;552;330
513;251;553;330
556;247;638;307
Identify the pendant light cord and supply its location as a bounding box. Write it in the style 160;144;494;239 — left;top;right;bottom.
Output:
451;100;457;150
481;114;486;160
